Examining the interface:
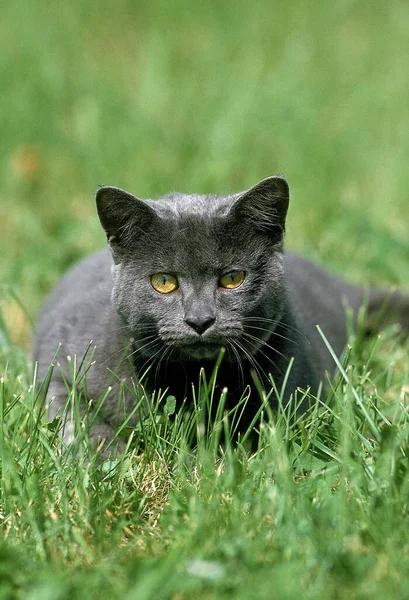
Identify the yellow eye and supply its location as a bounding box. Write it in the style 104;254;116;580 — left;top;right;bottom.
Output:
219;270;246;289
151;273;178;294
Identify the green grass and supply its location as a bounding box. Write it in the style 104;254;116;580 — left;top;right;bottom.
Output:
2;323;409;599
1;0;409;597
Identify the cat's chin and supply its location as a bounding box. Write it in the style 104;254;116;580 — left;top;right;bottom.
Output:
176;343;223;361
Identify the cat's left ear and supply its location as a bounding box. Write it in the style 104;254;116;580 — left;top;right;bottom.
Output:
229;176;289;239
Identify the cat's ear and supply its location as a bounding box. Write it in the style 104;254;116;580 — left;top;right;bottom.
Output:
96;186;158;247
229;176;289;239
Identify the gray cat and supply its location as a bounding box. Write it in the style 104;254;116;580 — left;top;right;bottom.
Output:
32;176;409;444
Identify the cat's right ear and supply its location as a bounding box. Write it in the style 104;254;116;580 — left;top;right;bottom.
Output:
96;186;158;248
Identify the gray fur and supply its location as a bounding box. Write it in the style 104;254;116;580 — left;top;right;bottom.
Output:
32;176;409;444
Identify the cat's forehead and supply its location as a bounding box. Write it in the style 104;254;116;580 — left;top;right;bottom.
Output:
137;193;263;274
145;192;237;220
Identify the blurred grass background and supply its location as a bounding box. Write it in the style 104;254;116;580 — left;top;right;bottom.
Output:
1;0;409;349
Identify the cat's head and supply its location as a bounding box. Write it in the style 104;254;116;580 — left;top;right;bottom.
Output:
95;176;289;364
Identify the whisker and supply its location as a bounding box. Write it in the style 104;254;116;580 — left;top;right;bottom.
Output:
276;321;311;339
239;335;284;379
154;345;174;386
234;339;269;386
137;342;168;382
96;340;135;369
243;317;310;344
96;333;159;370
163;345;175;376
227;341;245;391
124;336;161;362
241;331;290;361
244;324;302;347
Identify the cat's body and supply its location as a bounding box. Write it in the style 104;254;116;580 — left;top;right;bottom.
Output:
32;177;409;443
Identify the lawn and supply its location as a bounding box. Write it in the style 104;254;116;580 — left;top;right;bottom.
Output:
1;0;409;598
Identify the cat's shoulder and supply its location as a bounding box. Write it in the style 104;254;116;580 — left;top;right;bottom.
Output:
52;248;112;296
36;248;113;326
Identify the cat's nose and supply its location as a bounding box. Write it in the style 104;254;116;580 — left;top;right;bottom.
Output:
184;316;216;335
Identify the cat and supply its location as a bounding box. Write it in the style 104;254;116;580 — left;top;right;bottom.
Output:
32;176;409;445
